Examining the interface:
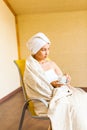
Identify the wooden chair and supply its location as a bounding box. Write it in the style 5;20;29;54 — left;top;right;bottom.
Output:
14;60;51;130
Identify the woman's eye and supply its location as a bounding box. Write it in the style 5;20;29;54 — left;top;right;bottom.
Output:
41;48;46;51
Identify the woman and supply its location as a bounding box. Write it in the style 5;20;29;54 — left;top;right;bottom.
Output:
24;32;87;130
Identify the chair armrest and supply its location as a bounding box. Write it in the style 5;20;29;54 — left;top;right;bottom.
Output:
24;98;49;119
26;98;49;108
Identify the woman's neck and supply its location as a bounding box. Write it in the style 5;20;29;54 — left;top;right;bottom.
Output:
39;59;47;64
32;55;46;64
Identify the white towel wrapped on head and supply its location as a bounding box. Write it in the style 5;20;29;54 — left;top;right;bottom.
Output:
26;32;51;55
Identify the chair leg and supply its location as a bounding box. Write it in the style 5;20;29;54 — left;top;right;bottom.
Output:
48;122;52;130
48;125;52;130
18;102;28;130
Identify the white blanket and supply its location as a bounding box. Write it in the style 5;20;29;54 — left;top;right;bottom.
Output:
24;56;87;130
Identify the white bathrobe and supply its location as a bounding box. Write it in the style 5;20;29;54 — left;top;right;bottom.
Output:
24;55;87;130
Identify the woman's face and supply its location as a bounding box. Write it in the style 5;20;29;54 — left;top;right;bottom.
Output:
33;43;50;61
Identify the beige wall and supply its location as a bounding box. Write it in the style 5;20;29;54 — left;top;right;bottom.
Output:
0;0;19;99
17;11;87;87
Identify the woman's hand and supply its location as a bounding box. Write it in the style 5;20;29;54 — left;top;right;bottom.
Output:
50;80;64;88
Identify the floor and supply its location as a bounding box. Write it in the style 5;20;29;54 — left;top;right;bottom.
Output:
0;91;50;130
1;87;87;130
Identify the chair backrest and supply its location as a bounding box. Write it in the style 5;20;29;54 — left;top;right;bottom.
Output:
14;59;36;115
14;59;27;100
